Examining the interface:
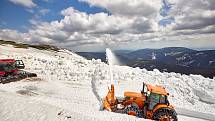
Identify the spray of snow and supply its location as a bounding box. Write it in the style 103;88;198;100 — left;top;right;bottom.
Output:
106;48;121;85
106;48;114;84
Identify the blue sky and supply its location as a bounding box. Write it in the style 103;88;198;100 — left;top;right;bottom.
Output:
0;0;108;32
0;0;171;32
159;0;175;26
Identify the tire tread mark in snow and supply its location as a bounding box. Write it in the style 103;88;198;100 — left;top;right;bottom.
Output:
176;107;215;121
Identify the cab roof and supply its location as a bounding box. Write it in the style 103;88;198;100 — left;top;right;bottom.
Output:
0;59;16;63
147;84;169;96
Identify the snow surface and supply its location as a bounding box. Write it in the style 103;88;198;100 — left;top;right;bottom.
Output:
0;45;215;121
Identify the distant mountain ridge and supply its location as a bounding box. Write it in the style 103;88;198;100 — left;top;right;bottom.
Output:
126;47;196;60
76;47;215;78
0;40;60;51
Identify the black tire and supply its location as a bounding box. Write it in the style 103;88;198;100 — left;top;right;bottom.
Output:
27;73;37;77
153;108;178;121
124;103;142;118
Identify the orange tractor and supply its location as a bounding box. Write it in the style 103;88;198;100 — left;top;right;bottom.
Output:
103;83;177;121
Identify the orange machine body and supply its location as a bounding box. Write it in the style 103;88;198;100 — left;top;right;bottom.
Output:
103;83;177;120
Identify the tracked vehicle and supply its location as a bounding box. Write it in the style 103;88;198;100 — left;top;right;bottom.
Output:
0;59;37;84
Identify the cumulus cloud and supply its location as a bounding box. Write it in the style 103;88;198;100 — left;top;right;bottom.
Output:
0;29;31;43
1;0;215;51
170;0;215;31
79;0;162;18
23;6;159;47
60;7;134;34
2;0;162;50
8;0;37;8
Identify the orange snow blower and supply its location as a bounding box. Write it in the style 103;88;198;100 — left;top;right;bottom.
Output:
103;83;177;121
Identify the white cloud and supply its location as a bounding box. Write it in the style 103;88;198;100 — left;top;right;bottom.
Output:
1;0;215;51
23;7;159;47
39;9;50;15
8;0;37;8
79;0;161;18
28;8;50;26
60;7;159;34
2;1;162;50
29;19;40;25
170;0;215;31
0;29;31;43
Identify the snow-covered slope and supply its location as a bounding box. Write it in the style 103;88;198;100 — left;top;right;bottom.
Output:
0;45;215;121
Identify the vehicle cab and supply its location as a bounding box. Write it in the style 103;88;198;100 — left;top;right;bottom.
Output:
142;84;170;110
0;59;18;77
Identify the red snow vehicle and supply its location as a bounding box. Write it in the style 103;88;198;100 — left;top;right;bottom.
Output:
0;59;37;84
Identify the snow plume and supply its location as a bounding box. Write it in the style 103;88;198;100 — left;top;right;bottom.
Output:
105;48;121;66
106;48;121;84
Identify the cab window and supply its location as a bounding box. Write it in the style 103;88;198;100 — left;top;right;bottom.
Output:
148;93;160;110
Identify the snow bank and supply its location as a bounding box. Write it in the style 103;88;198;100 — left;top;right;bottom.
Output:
94;65;215;115
0;45;148;121
0;45;215;121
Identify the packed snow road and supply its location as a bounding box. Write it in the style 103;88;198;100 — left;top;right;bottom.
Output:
0;45;215;121
176;107;215;121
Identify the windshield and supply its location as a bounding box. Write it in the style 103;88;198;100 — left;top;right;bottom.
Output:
0;62;16;72
148;93;161;110
0;64;5;71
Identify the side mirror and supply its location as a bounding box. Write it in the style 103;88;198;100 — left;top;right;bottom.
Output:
141;82;145;93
